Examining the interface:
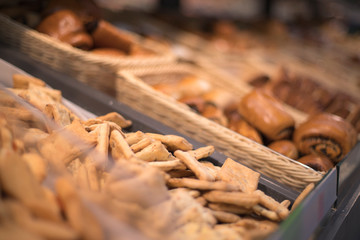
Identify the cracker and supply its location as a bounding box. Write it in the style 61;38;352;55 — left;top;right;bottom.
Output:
292;183;315;211
13;74;46;89
146;133;193;151
135;140;172;162
96;112;132;128
110;129;135;161
174;150;215;181
203;191;260;208
125;131;146;145
44;103;72;128
148;159;187;171
167;178;239;191
188;146;215;160
218;158;260;193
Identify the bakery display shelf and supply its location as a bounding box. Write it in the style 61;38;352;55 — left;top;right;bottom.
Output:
0;44;346;240
0;43;298;204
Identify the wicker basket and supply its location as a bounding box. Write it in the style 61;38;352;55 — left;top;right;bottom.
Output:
115;63;323;190
0;14;176;97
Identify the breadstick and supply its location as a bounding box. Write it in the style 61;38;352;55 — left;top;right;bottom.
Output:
167;178;239;191
280;200;291;208
174;150;215;181
252;205;280;221
291;183;315;211
203;191;260;208
254;190;290;220
207;203;253;215
211;210;242;223
131;137;153;153
148;159;187;171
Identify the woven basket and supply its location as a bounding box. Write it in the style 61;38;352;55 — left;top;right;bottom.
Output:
115;63;324;190
0;14;176;97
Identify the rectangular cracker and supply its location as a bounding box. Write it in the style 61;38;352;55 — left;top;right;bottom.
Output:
145;133;193;152
218;158;260;193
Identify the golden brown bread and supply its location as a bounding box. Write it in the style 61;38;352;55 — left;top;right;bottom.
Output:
297;154;334;172
227;111;263;144
90;48;126;57
36;9;93;50
238;89;295;141
267;140;298;159
91;20;135;54
293;113;357;163
201;103;228;127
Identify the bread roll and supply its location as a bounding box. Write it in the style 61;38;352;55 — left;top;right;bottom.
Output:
238;89;295;141
293;113;357;163
36;10;93;50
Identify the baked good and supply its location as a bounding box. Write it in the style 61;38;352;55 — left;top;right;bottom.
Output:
91;20;135;54
227;111;263;144
267;140;298;159
201;103;228;127
90;48;126;57
297;154;334;172
36;9;93;50
178;96;205;113
238;89;295;141
293;113;357;163
202;89;238;110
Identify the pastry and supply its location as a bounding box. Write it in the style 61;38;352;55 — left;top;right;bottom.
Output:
238;89;295;141
297;154;334;172
293;113;357;163
267;140;298;159
91;20;135;54
227;111;263;144
36;9;93;50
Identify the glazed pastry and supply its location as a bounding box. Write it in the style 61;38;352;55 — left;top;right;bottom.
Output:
268;140;298;159
297;154;334;172
91;20;135;54
227;111;263;144
201;102;228;127
90;48;126;57
238;89;295;141
293;113;357;163
36;9;93;50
